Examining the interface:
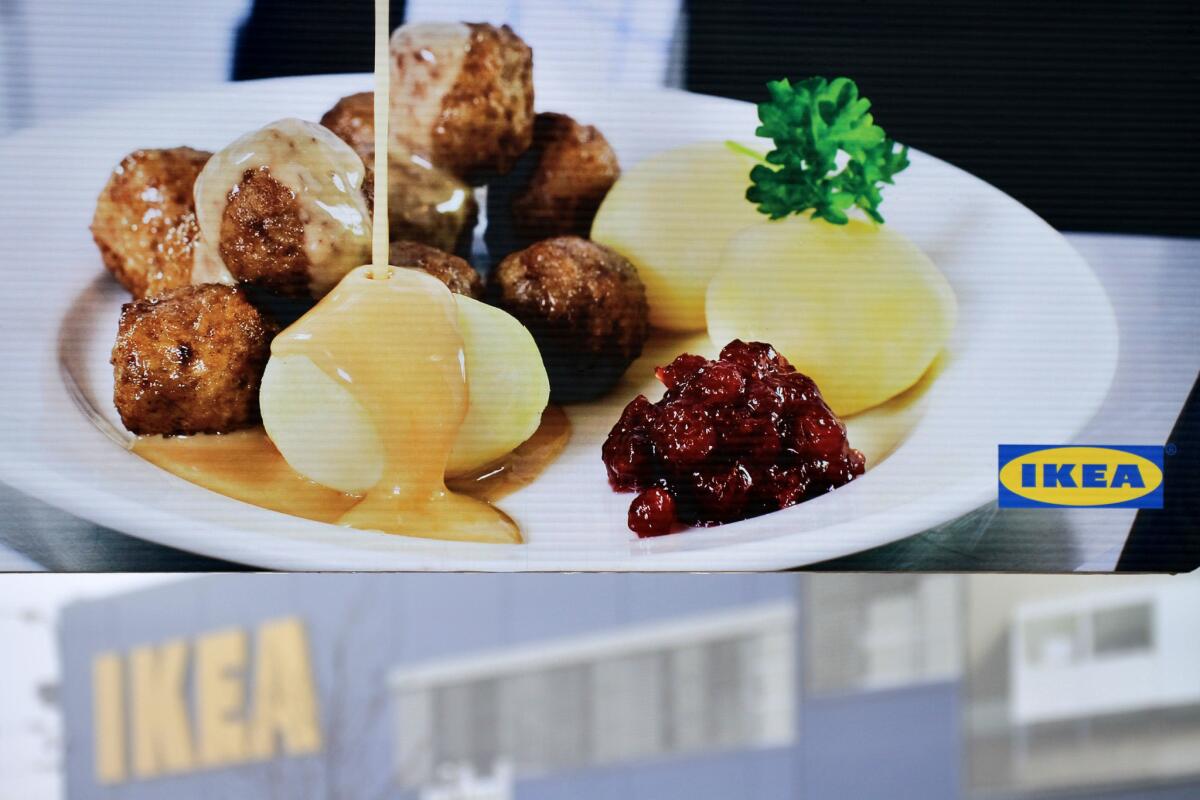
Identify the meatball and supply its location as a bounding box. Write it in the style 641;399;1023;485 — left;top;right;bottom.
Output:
321;92;478;255
196;119;373;299
91;147;211;299
513;113;619;238
319;91;380;212
389;147;479;257
319;92;377;164
112;284;277;436
389;240;483;298
492;236;648;403
218;166;311;296
390;22;534;181
486;112;620;258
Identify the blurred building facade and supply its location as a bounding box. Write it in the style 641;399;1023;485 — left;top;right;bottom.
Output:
58;574;1200;800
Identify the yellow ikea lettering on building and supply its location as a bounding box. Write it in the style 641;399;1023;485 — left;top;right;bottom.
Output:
91;616;322;784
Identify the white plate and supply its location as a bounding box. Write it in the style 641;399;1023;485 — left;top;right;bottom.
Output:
0;75;1117;570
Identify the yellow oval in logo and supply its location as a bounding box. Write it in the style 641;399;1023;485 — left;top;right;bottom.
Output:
999;447;1162;506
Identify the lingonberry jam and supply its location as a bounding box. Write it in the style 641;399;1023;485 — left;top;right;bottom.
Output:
602;340;865;537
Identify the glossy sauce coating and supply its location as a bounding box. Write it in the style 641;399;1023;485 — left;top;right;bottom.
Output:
132;408;568;529
389;21;534;179
272;266;517;542
193;118;372;296
388;22;471;165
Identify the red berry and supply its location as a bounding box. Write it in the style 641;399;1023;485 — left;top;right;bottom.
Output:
657;353;707;389
651;404;716;465
688;362;745;405
629;488;676;537
691;463;754;523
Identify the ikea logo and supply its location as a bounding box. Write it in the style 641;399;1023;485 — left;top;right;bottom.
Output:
998;445;1164;508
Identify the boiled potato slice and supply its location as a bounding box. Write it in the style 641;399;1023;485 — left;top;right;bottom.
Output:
261;354;382;493
706;217;956;416
448;296;549;476
260;295;549;493
590;141;764;331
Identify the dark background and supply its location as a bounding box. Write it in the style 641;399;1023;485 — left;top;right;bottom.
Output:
235;0;1198;237
233;0;407;80
685;0;1199;238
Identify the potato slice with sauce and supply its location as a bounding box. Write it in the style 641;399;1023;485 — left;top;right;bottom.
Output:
260;295;549;493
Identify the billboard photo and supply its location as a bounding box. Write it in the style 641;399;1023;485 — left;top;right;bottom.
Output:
0;0;1195;571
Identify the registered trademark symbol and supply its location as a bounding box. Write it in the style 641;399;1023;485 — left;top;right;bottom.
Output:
1166;443;1178;456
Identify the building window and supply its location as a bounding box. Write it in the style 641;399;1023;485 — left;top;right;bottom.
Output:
390;605;796;789
1019;601;1154;672
804;575;962;695
1023;612;1084;667
1092;602;1153;658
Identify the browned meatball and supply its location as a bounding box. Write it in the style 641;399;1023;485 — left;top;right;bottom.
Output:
195;119;374;299
486;112;620;258
390;22;534;181
91;147;211;299
320;91;478;255
319;92;379;219
389;240;483;298
219;166;311;297
389;147;479;256
515;113;620;239
320;92;377;164
493;237;648;403
112;284;277;436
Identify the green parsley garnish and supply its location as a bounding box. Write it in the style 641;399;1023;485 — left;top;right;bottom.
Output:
746;77;909;225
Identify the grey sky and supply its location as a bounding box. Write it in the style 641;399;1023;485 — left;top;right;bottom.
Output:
0;575;182;799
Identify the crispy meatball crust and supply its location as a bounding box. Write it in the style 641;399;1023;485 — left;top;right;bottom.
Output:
437;23;534;178
389;240;483;298
486;112;620;258
91;147;211;299
112;284;277;436
219;166;311;297
493;236;648;403
320;92;377;164
513;113;620;240
392;22;534;180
